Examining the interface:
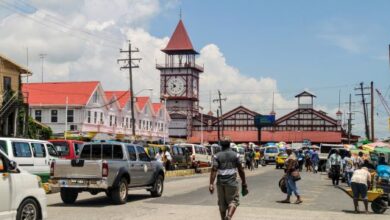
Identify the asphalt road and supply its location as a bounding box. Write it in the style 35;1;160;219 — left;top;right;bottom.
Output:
46;166;389;220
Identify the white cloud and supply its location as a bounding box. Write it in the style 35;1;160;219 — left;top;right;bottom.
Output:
197;44;296;115
319;34;363;54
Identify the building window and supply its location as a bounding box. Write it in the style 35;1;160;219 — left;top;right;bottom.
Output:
92;92;98;103
35;110;42;122
114;116;117;126
109;115;113;126
87;111;91;123
70;125;77;131
94;112;97;124
100;112;104;124
67;110;74;122
126;118;129;128
3;76;11;91
51;110;58;123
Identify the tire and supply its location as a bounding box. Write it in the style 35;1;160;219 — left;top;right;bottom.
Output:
371;198;387;214
110;178;128;204
151;175;164;197
16;198;40;220
60;188;78;204
276;165;279;169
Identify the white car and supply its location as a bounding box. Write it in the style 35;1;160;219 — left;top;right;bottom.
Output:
0;149;47;220
0;137;58;182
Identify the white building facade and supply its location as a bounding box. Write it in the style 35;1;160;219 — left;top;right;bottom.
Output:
23;81;170;141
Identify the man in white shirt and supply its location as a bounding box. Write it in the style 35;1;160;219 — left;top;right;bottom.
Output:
329;150;342;186
163;149;172;170
351;166;371;214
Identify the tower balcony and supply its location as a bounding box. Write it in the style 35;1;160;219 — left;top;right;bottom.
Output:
156;62;204;72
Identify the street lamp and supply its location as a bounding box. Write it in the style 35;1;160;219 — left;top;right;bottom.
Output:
163;94;169;145
130;88;153;141
199;106;204;145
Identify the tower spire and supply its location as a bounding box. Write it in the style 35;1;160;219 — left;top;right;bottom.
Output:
179;7;182;20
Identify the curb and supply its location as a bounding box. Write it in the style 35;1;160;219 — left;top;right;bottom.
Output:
166;167;211;178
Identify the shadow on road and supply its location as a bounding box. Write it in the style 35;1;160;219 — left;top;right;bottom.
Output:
49;194;152;208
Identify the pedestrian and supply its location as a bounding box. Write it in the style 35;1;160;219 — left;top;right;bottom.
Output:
163;148;172;170
351;166;371;214
279;149;302;204
305;154;312;172
254;149;260;168
245;149;253;171
209;140;248;220
155;149;163;163
329;150;342;186
353;152;364;170
311;149;320;173
297;150;304;172
342;151;354;187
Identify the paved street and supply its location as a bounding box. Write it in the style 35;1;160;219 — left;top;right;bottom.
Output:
46;166;389;220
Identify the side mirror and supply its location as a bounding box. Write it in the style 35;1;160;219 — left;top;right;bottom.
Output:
9;160;17;170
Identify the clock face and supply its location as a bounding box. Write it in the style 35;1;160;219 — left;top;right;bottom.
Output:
167;77;185;96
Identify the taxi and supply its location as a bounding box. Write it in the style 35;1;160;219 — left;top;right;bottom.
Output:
275;152;288;169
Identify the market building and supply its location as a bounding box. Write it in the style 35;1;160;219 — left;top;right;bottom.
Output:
22;81;170;141
189;91;354;144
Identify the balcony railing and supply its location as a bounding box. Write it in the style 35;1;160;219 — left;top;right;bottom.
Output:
156;62;204;72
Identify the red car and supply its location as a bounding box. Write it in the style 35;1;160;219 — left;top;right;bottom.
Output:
49;140;84;159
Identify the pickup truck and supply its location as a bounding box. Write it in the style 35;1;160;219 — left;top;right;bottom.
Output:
50;141;165;205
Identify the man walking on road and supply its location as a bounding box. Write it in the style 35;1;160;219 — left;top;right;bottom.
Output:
329;150;342;186
209;140;248;220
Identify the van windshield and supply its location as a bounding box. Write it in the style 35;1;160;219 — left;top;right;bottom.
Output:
52;142;69;156
266;148;278;153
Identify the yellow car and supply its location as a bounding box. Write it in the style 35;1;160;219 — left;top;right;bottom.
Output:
276;152;288;169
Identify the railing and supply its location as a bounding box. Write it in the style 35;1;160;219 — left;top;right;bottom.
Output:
0;91;19;118
156;62;204;71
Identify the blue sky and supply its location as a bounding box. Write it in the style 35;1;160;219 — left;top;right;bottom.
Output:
151;0;390;101
149;0;390;138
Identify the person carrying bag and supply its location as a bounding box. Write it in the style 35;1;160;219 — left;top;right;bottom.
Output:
279;149;302;204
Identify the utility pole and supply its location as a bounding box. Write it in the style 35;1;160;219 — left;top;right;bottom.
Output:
39;53;47;83
213;90;226;136
355;82;370;140
117;41;141;141
370;81;374;142
347;94;353;144
217;109;220;141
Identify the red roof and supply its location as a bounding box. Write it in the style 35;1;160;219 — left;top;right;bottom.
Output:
152;103;162;113
105;91;130;108
22;81;99;106
162;20;197;53
136;97;149;111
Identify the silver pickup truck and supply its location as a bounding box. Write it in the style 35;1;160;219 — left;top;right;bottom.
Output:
50;141;165;204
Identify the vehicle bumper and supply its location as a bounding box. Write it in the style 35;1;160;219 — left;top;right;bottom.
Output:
50;179;109;189
37;191;48;219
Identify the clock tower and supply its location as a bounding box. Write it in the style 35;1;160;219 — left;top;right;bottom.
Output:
157;19;203;139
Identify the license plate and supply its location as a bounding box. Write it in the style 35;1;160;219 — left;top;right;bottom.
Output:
269;157;274;160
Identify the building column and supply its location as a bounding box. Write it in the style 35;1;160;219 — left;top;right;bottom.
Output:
13;108;19;137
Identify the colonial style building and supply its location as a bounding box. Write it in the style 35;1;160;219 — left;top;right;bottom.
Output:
189;91;351;144
22;81;170;141
0;54;31;137
157;19;203;139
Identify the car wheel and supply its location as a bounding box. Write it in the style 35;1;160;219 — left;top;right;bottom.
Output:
111;178;128;204
150;174;164;197
16;198;40;220
60;188;78;204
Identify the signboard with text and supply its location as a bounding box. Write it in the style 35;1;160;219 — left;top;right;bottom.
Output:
254;115;275;128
